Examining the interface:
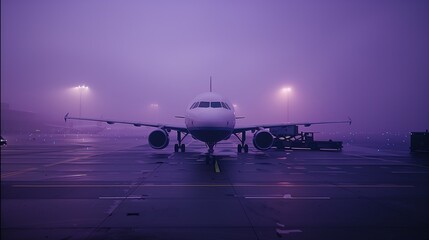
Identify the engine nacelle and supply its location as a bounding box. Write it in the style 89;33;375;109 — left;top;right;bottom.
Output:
253;129;274;150
148;129;169;149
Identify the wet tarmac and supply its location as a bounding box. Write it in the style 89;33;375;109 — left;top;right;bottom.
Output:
1;134;428;239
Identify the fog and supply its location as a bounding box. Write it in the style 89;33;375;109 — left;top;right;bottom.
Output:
1;0;428;134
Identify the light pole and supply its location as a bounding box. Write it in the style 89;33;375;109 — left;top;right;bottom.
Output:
281;87;292;122
75;85;89;117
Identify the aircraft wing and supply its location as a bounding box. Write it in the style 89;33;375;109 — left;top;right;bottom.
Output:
233;119;351;133
64;113;188;133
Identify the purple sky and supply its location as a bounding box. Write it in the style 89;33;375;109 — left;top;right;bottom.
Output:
1;0;428;133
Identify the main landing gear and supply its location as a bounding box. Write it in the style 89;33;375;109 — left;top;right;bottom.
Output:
237;144;249;153
234;131;249;153
174;131;188;152
174;143;186;152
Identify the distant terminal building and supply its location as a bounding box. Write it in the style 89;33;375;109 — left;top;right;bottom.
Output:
410;130;429;154
1;102;105;135
0;102;41;134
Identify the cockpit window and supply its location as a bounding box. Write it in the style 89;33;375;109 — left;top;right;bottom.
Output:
198;101;210;108
222;102;229;109
190;102;199;109
194;101;231;109
221;102;230;110
210;102;222;108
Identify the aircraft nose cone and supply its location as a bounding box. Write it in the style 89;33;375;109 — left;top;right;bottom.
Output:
191;110;232;128
194;116;223;127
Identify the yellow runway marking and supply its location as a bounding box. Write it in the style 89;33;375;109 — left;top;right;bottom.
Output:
214;161;221;173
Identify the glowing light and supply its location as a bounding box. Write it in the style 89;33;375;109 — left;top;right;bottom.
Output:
281;87;292;94
72;85;89;117
279;86;292;122
75;85;89;90
149;103;159;109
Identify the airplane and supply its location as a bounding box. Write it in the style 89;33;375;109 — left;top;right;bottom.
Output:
64;82;351;159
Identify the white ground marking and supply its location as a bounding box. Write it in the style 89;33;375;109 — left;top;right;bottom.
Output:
245;194;330;200
99;196;145;200
276;229;302;234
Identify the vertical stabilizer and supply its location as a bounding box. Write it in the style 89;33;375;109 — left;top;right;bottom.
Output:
210;76;212;92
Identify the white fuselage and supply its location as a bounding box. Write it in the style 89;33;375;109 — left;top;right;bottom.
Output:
185;92;236;144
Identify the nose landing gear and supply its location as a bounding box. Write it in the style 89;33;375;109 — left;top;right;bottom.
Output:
204;142;220;172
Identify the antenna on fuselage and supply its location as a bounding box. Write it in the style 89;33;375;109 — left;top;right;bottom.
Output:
210;76;212;92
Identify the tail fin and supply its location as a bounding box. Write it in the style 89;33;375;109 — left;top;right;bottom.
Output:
210;76;212;92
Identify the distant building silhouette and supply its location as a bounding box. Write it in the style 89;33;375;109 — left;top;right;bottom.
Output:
1;102;41;134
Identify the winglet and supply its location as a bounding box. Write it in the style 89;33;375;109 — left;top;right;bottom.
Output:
348;117;352;125
64;113;69;122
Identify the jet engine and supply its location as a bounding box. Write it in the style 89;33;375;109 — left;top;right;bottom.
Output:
148;129;169;149
252;129;274;150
